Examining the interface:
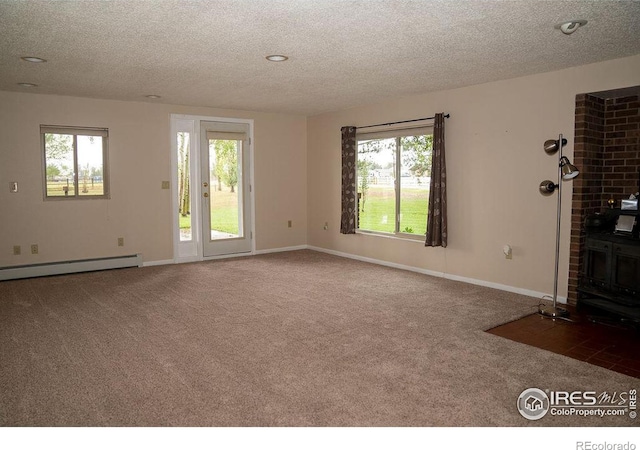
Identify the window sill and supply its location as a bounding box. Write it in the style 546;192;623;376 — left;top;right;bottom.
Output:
44;195;110;201
356;230;425;243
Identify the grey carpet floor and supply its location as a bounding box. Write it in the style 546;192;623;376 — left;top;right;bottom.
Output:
0;250;636;426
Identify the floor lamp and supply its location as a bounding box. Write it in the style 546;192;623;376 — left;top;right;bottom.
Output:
538;134;579;318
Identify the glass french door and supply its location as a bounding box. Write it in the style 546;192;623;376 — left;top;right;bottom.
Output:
200;121;252;257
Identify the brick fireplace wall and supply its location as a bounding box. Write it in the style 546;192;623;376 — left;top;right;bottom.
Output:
569;94;640;304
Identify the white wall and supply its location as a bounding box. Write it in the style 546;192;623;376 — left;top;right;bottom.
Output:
3;54;639;301
307;54;640;300
0;92;307;266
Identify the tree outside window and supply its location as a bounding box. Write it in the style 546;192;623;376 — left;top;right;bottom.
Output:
42;126;108;199
357;132;432;236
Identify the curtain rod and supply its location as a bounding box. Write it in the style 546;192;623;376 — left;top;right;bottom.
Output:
356;113;450;130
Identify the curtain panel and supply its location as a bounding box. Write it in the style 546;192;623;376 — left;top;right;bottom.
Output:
340;126;357;234
425;113;447;247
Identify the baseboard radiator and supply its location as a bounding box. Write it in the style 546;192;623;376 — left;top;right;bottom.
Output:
0;254;143;281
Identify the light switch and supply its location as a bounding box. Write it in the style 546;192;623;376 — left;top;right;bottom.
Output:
161;181;170;189
10;182;18;193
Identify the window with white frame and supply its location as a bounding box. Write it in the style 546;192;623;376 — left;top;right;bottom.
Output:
356;127;433;237
41;125;109;199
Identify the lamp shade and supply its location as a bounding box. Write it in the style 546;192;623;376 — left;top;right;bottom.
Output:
539;180;557;195
543;138;568;154
544;139;559;153
560;157;579;180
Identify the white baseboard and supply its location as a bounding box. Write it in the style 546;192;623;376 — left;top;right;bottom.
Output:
142;246;309;268
0;254;143;281
308;245;444;277
254;245;308;255
203;252;254;261
143;259;174;267
307;245;563;304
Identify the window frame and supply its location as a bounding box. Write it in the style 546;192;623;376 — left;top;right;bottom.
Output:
40;125;110;201
355;126;433;240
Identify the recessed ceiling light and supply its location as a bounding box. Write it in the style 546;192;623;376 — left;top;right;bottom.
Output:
21;56;47;63
17;82;38;87
555;20;587;35
145;94;161;99
266;55;289;62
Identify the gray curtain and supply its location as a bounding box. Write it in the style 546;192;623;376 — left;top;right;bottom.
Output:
340;126;357;234
425;113;447;247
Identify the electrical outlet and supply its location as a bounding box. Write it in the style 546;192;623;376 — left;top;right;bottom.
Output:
288;220;292;228
118;237;124;247
161;181;170;189
31;244;38;255
13;245;21;255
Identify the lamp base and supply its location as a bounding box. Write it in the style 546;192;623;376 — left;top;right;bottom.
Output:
538;304;570;319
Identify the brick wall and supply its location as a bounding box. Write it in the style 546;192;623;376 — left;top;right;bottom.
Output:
568;94;640;304
602;96;640;202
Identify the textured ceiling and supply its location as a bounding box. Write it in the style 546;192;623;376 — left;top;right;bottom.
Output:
1;0;639;116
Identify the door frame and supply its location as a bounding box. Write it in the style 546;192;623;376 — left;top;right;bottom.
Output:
200;120;252;257
170;114;255;263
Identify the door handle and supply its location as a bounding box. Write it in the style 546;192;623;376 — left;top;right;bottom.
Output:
203;192;209;198
203;182;208;187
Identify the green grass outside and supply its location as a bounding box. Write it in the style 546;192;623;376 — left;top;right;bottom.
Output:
46;180;104;196
179;214;191;230
358;186;428;236
209;186;239;234
179;184;428;236
180;186;239;235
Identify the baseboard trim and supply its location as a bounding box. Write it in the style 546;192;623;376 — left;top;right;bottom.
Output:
0;254;143;281
308;245;444;278
307;245;564;304
143;246;309;268
254;245;308;255
203;252;254;261
143;259;174;267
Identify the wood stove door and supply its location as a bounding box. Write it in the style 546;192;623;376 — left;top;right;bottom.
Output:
610;242;640;298
584;237;612;289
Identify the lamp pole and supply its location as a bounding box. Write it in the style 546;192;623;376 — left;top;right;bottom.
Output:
553;134;564;313
540;133;569;318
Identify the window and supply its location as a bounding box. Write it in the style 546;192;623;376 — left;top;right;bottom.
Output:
41;126;109;199
356;127;433;237
176;130;192;241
